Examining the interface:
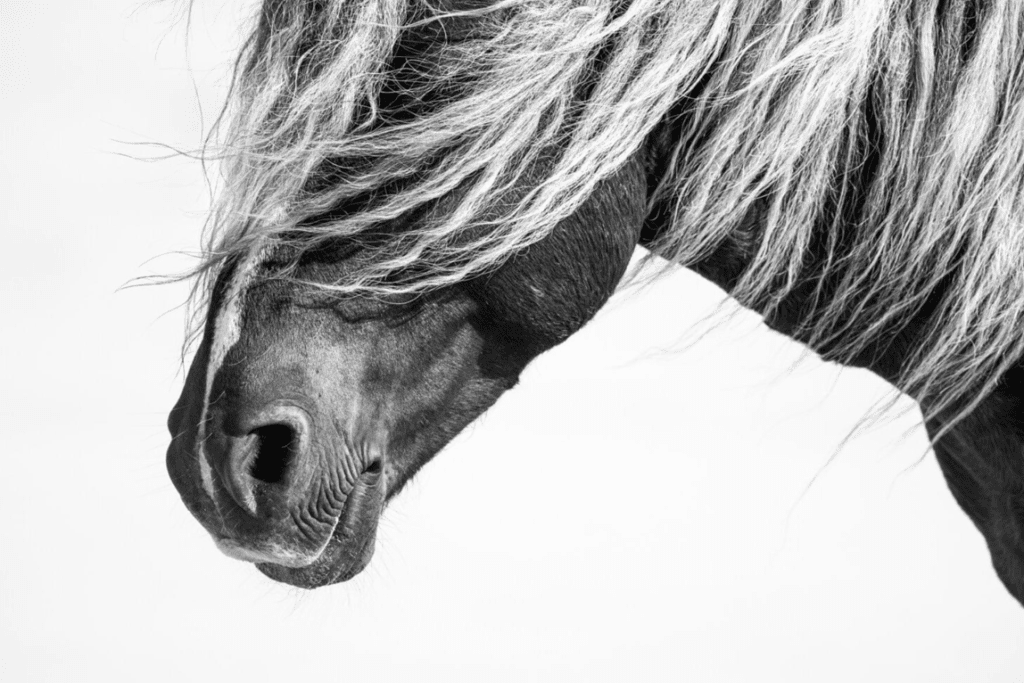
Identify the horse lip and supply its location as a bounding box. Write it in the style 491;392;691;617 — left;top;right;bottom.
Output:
214;537;322;568
255;461;386;588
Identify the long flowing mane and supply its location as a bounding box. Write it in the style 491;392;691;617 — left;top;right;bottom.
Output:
194;0;1024;427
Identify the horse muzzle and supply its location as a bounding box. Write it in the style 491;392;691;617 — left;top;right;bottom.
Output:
167;381;388;588
255;459;386;588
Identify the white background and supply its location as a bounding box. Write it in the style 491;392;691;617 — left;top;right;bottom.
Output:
2;1;1022;680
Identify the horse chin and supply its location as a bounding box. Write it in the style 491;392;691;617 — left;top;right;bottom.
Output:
256;464;386;589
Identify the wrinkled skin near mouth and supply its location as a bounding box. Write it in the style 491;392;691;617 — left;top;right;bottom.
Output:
255;460;385;587
205;458;385;588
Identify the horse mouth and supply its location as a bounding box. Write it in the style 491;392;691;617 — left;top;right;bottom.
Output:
256;460;386;589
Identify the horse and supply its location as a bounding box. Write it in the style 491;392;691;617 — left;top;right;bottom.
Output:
166;0;1024;603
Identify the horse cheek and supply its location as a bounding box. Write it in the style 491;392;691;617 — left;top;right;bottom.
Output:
469;155;648;360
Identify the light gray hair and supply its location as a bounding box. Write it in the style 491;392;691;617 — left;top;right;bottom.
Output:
192;0;1024;430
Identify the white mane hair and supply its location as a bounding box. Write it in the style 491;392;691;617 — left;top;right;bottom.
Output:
193;0;1024;428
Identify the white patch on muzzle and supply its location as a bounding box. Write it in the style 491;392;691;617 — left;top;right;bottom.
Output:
198;241;272;500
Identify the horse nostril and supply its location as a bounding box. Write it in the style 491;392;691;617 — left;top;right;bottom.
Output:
249;423;296;484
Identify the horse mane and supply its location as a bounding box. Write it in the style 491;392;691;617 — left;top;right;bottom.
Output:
194;0;1024;428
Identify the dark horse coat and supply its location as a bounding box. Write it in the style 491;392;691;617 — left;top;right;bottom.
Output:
167;0;1024;603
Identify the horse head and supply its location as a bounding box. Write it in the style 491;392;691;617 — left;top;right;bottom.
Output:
166;153;649;588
